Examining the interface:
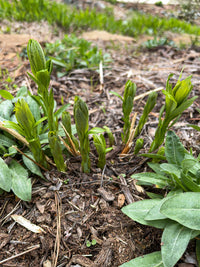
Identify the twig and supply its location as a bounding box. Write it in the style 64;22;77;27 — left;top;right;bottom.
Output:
12;146;48;172
100;164;106;187
52;192;62;267
119;174;134;204
134;87;163;101
121;112;137;155
0;244;40;264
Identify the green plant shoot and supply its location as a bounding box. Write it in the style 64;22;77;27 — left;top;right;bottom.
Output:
93;134;112;169
48;131;65;172
134;92;157;138
5;99;48;168
134;138;144;154
27;39;65;170
122;80;136;143
74;96;90;173
149;74;197;152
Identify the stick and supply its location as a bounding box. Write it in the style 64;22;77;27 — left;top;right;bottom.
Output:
0;244;40;264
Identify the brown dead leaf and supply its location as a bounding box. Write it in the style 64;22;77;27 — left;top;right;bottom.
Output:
117;194;125;207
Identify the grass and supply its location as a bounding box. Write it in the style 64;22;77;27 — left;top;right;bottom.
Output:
1;0;200;38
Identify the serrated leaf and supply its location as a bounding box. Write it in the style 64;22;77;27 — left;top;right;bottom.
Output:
161;221;193;267
22;152;44;179
160;192;200;230
0;157;12;192
9;159;31;201
120;251;163;267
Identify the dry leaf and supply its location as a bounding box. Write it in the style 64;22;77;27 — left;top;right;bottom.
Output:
11;214;45;233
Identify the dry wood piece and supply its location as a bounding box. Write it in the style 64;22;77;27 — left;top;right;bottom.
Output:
119;174;134;204
97;187;115;202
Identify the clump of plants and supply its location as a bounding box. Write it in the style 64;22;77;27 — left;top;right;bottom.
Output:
45;34;111;76
0;39;197;205
121;131;200;267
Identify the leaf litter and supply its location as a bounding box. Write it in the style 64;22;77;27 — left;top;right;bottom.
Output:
1;2;200;266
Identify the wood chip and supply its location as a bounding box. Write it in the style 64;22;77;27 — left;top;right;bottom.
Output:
97;187;115;202
11;214;45;233
117;194;125;207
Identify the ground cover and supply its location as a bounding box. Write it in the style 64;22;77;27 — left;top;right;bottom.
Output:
1;1;200;266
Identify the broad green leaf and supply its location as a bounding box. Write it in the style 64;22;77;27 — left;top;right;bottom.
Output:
165;131;185;166
120;251;163;267
0;157;12;192
0;133;16;147
0;90;14;100
148;162;166;175
0;100;13;120
161;221;193;267
10;160;31;201
122;199;168;229
131;172;169;188
160;163;180;178
22;152;44;179
16;86;28;97
160;192;200;230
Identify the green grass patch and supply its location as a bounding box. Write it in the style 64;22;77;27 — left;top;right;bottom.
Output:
1;0;200;37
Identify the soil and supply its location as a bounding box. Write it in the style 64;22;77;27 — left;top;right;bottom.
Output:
1;1;200;267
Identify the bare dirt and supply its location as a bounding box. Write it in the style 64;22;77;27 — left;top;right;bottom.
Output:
1;1;200;267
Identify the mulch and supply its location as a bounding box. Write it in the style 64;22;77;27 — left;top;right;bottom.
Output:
1;2;200;267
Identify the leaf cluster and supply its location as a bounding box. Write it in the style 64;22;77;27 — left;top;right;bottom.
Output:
121;131;200;267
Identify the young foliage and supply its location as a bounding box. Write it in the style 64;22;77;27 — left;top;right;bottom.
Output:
27;39;65;171
45;34;111;75
149;74;197;152
121;132;200;267
93;134;112;169
74;96;90;173
134;92;157;138
122;80;136;143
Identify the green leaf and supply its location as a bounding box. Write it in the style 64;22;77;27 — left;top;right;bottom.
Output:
122;199;168;229
165;131;185;166
140;153;166;161
0;157;12;192
109;91;123;101
120;251;163;267
0;90;14;100
160;163;181;178
0;133;16;147
160;192;200;230
161;221;193;267
169;96;197;119
22;152;44;179
131;172;169;188
188;124;200;132
181;172;200;192
10;160;31;201
54;103;70;118
88;127;105;134
0;100;14;120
